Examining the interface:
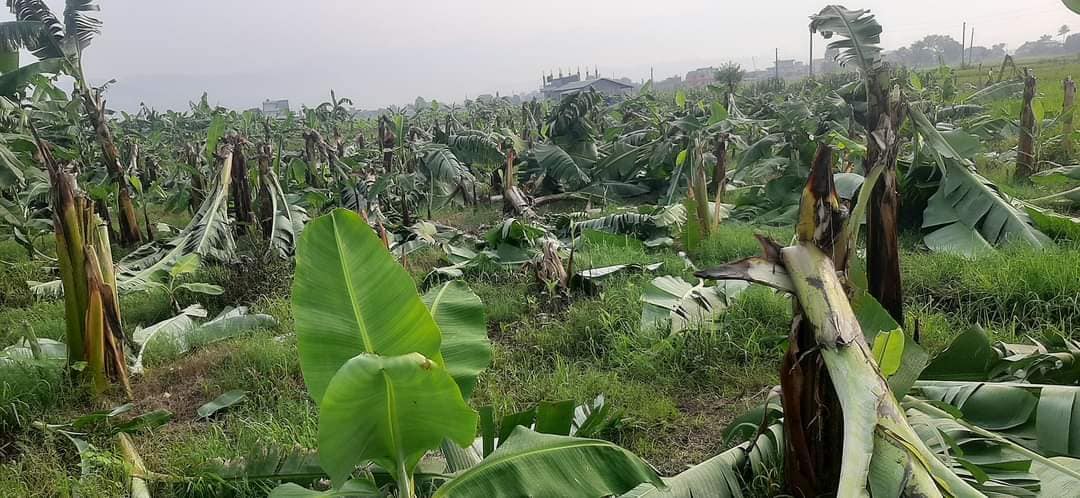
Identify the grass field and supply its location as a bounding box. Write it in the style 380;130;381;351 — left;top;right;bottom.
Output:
2;197;1079;496
955;55;1080;118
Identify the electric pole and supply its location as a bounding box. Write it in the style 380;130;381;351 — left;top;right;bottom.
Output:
775;48;780;82
962;22;967;67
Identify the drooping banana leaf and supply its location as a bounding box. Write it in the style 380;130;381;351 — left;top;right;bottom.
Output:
921;326;1080;384
420;143;475;188
913;381;1080;459
117;149;237;290
204;444;325;482
1031;164;1080;187
566;204;685;244
622;423;783;498
131;305;275;374
524;143;591;191
910;107;1051;255
265;167;307;259
446;133;505;167
269;480;380;497
903;406;1045;496
640;276;748;334
432;427;664;498
809;5;883;73
422;280;491;399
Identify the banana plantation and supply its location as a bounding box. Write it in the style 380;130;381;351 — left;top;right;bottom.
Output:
2;1;1080;497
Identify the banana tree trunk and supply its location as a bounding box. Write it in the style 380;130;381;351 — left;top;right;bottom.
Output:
228;136;255;235
711;134;729;201
256;143;274;238
379;117;395;174
38;136;131;399
689;142;712;238
502;150;535;217
697;142;980;497
1064;76;1076;159
1016;69;1037;181
303;130;325;188
781;244;978;498
93;197;118;242
184;143;205;212
864;68;906;325
128;143;154;242
79;89;143;245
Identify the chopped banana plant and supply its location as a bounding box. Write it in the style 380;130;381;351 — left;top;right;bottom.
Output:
33;129;131;398
696;142;981;497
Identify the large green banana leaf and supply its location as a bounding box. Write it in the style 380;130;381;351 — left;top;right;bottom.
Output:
117;148;237;289
909;106;1051;256
433;427;663;497
422;280;491;399
914;381;1080;458
293;209;443;404
319;353;476;487
809;6;883;73
622;423;783;497
264;166;307;259
525;143;591;190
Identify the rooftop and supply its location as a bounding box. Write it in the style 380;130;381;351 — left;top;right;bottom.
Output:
549;78;634;93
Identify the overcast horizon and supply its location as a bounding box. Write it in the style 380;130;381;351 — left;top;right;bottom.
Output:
36;0;1076;112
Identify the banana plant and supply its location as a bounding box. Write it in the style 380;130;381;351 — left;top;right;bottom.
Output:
32;126;130;398
279;209;668;497
696;142;981;496
3;0;145;245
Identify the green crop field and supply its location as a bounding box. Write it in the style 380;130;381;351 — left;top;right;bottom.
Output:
1;3;1080;498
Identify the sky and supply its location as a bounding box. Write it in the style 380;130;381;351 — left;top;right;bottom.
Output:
37;0;1077;112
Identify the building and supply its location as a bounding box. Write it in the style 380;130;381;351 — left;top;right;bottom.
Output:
685;67;718;88
543;73;582;90
261;99;290;118
539;68;635;100
749;59;811;81
542;78;635;99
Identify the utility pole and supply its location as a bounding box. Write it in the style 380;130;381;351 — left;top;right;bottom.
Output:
775;48;780;82
809;31;814;79
650;67;654;83
961;22;967;67
969;27;975;66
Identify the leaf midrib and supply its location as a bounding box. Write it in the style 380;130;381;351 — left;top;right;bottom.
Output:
333;214;375;353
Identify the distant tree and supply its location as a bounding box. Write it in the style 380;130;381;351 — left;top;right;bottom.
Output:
1061;25;1072;43
714;62;745;103
912;34;965;65
1067;33;1080;53
1016;35;1066;58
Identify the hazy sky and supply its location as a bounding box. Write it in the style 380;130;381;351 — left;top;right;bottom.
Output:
41;0;1076;111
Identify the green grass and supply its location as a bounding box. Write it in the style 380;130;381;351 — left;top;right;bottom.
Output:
903;243;1080;334
955;55;1080;121
2;188;1079;494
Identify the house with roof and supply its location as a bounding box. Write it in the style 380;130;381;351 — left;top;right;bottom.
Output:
541;75;634;100
685;67;718;88
261;99;290;118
